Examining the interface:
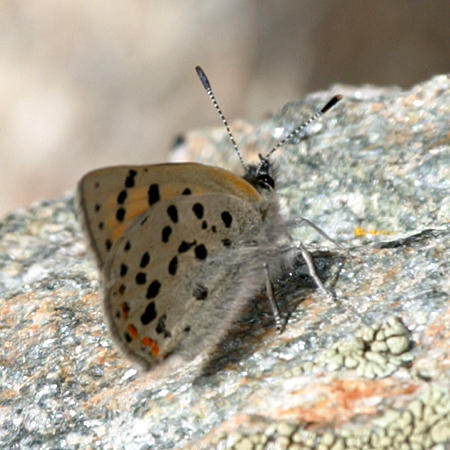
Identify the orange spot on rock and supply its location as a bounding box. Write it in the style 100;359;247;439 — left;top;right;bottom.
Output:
127;324;138;339
354;227;392;237
142;337;159;356
278;379;419;425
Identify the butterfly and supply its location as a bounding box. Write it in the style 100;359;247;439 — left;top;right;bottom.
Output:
76;66;342;370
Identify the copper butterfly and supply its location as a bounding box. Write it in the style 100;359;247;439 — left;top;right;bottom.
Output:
76;66;342;370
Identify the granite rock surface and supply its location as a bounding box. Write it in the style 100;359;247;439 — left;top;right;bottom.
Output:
0;75;448;449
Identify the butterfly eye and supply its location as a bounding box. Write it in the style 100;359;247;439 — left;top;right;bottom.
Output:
257;175;275;190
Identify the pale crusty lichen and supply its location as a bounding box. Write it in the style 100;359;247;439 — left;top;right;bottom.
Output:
285;316;413;380
213;387;449;449
318;316;413;379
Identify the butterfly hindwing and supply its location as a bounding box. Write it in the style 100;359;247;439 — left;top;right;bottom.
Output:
103;192;265;369
76;163;262;269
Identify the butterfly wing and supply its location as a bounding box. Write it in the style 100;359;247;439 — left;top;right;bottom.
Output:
103;192;267;369
76;163;261;269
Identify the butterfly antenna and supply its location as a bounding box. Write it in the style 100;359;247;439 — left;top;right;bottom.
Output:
263;95;343;162
196;66;248;171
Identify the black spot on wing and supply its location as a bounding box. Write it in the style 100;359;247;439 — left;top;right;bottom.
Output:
120;264;128;277
136;273;147;285
162;226;172;243
156;314;171;338
141;302;157;325
221;211;232;228
117;190;127;204
146;280;161;299
125;169;137;188
178;240;196;253
116;207;126;222
167;205;178;223
140;251;150;268
192;203;204;219
168;256;178;275
148;184;160;205
195;244;207;260
222;238;232;247
193;284;208;300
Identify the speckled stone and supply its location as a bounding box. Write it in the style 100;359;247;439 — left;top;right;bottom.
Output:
1;74;448;449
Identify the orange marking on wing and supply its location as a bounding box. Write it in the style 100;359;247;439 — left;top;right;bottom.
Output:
218;170;261;201
108;184;191;241
121;302;129;319
99;165;262;244
127;324;138;340
107;185;202;241
110;203;148;241
108;184;205;241
104;187;147;241
142;337;160;356
110;224;127;241
161;185;187;198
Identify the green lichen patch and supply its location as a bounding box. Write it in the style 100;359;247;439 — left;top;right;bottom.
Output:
316;316;414;379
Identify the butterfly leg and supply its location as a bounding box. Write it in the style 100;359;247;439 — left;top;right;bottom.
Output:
297;241;336;303
263;262;287;332
290;216;344;302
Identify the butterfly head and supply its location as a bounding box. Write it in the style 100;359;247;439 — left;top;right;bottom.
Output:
243;154;276;192
195;65;342;193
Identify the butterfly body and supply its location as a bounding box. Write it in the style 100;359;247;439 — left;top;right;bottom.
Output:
77;66;342;370
77;162;289;369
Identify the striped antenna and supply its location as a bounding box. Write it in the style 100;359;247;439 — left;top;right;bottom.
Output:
196;66;248;171
263;95;343;161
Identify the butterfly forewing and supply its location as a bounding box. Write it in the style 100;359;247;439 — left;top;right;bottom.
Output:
76;163;261;269
103;193;264;368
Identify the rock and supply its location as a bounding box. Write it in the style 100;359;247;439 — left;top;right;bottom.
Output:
0;74;448;449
